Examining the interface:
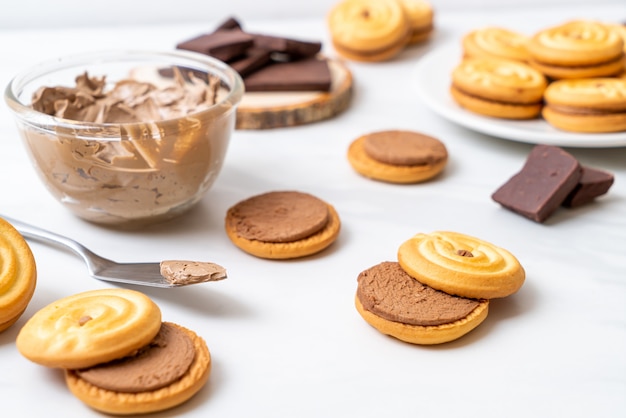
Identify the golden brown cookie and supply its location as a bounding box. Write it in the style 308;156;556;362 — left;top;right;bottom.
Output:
528;20;625;79
542;77;626;133
355;261;489;344
398;0;434;44
65;322;211;415
225;191;341;259
450;57;547;119
327;0;411;62
0;217;37;332
347;130;447;183
398;231;525;299
462;27;530;62
16;288;162;369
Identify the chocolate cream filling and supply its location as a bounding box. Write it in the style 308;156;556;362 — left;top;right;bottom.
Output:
75;322;195;393
227;191;330;243
452;85;543;106
362;130;447;166
356;261;481;326
545;104;626;115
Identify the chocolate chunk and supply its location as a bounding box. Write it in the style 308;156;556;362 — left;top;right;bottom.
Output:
562;166;614;208
491;145;582;223
176;30;254;62
243;57;332;92
229;47;273;77
251;33;322;58
215;17;242;31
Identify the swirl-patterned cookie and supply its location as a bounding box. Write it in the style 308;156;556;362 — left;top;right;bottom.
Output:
397;231;525;299
462;27;530;62
450;57;547;119
0;217;37;332
398;0;434;44
16;288;162;369
528;20;625;79
327;0;411;62
542;77;626;133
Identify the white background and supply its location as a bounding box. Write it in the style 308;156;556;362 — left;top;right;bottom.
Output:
1;1;625;418
1;0;624;28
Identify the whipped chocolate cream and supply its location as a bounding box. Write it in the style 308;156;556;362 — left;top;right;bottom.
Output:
356;261;480;326
362;131;448;166
24;68;233;225
75;322;195;393
160;260;227;285
31;69;219;124
227;191;329;242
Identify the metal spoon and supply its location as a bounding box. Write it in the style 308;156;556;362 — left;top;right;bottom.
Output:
2;215;226;288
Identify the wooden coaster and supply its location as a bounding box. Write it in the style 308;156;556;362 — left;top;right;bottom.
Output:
236;58;353;130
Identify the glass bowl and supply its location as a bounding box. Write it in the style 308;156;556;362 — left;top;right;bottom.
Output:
5;50;244;227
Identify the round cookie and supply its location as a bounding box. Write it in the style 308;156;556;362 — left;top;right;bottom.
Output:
398;0;434;44
542;77;626;133
450;56;547;119
347;130;447;183
65;322;211;415
225;191;341;259
462;27;530;62
327;0;411;62
397;231;525;299
528;20;625;79
16;288;162;369
355;261;489;345
0;217;37;332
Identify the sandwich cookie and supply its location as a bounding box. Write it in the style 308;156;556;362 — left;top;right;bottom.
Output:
356;261;489;344
398;231;525;299
462;27;530;62
450;57;547;119
225;191;341;259
327;0;411;62
16;289;211;415
542;77;626;133
398;0;435;44
347;130;448;183
528;20;625;79
0;217;37;332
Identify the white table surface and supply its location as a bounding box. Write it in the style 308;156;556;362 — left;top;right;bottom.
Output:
1;3;625;418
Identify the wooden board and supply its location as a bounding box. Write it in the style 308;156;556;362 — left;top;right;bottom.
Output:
235;59;353;130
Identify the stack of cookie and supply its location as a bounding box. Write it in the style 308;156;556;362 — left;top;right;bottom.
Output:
355;231;525;345
327;0;435;62
450;20;626;133
16;288;212;415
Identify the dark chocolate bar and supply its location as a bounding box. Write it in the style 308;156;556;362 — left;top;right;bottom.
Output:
215;17;242;31
251;33;322;58
491;145;582;223
243;57;332;92
562;166;614;208
176;30;254;62
229;47;273;77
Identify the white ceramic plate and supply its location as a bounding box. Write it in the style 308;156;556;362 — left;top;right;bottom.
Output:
413;44;626;148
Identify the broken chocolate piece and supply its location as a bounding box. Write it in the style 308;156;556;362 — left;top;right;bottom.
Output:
243;57;332;92
562;166;614;208
215;17;242;31
229;47;273;77
251;34;322;58
491;145;582;223
176;30;254;62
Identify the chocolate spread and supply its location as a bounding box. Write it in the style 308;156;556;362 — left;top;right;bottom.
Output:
362;130;448;166
356;261;480;326
227;191;329;242
160;260;227;285
75;322;195;393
